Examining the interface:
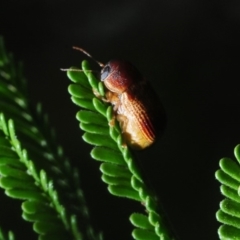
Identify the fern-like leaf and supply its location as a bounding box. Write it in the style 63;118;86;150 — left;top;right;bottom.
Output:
0;116;71;238
216;144;240;239
67;61;176;240
0;37;101;240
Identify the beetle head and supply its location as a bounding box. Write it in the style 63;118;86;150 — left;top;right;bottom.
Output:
101;60;142;94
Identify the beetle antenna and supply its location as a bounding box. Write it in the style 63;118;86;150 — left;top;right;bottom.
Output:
61;68;83;72
72;46;104;68
60;68;94;72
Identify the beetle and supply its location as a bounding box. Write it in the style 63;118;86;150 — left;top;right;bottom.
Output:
73;47;166;150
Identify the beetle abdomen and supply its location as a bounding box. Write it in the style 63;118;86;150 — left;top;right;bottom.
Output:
117;91;160;150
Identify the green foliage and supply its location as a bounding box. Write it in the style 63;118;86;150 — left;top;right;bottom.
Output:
0;228;14;240
216;144;240;239
3;35;240;240
0;37;101;240
67;61;176;240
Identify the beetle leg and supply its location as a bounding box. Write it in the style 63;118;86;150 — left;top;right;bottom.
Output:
116;114;128;133
115;114;129;148
108;101;122;128
106;91;119;105
108;115;116;127
106;91;121;123
104;91;128;150
92;88;109;102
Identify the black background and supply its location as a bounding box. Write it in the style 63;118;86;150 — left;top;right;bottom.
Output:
1;1;240;239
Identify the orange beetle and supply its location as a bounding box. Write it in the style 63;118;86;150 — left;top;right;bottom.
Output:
100;60;166;150
71;47;166;150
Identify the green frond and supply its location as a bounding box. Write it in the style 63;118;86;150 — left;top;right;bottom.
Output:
0;37;101;240
216;144;240;239
67;61;176;240
0;114;78;240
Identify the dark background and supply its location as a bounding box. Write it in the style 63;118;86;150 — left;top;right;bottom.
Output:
1;1;240;239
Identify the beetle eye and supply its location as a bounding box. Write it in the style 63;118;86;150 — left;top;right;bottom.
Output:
101;66;110;81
